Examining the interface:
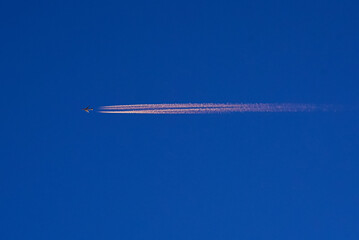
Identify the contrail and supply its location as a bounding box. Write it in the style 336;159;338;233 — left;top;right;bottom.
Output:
98;103;338;114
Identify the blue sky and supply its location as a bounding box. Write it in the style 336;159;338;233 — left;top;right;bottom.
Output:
1;0;358;239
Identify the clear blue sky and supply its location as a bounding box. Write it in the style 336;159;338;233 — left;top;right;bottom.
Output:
1;0;358;239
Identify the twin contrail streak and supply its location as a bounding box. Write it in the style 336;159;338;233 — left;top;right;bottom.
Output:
98;103;338;114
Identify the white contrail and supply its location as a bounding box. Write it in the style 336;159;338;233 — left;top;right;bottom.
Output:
98;103;338;114
101;103;243;110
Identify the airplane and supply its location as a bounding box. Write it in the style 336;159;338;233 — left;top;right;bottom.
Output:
82;106;93;113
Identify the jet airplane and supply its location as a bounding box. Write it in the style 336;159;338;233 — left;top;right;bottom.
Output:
82;106;93;113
